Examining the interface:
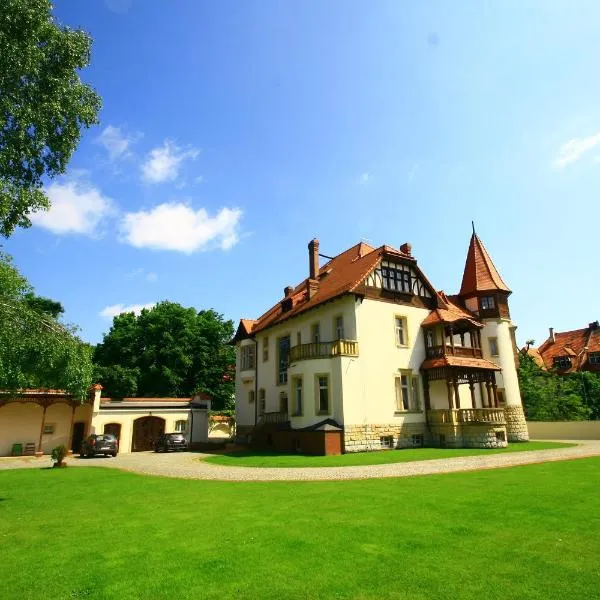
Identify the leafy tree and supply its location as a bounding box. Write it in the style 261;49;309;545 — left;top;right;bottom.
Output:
0;251;93;399
24;293;64;318
0;0;101;236
93;302;235;409
518;353;591;421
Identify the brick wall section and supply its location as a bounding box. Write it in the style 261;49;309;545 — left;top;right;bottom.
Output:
504;406;529;442
344;423;427;452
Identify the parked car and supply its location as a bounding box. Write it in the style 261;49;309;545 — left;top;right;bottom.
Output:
80;434;118;458
154;433;188;452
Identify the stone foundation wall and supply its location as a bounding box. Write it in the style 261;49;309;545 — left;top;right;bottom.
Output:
235;425;254;443
428;424;508;448
505;405;529;442
344;423;427;453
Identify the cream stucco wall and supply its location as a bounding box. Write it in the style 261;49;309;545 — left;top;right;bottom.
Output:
91;409;191;453
526;421;600;440
0;402;92;456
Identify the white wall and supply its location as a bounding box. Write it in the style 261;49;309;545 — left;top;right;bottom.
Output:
527;421;600;440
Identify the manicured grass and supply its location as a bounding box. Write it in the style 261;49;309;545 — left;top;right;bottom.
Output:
202;441;574;468
1;460;600;599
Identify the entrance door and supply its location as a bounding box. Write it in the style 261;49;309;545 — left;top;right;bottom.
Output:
104;423;122;449
71;422;86;453
132;416;165;452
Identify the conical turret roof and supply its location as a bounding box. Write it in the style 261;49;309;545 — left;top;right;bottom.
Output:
459;232;510;296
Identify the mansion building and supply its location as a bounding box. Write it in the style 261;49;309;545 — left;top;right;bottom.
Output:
233;230;529;455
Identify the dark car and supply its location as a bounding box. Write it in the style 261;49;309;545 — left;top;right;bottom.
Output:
80;434;118;458
154;433;188;452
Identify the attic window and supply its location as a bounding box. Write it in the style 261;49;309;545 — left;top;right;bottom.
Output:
481;296;496;310
382;264;412;294
281;297;293;313
553;356;571;369
589;352;600;365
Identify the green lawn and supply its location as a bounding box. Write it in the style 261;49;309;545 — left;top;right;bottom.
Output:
202;441;574;468
1;460;599;600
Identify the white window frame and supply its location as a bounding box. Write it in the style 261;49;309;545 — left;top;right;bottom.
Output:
394;315;408;347
175;419;187;433
315;374;330;415
395;372;420;412
240;344;256;370
311;323;321;344
589;352;600;365
334;315;344;340
488;337;499;357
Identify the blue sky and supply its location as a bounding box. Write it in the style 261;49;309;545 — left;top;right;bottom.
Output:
4;0;600;346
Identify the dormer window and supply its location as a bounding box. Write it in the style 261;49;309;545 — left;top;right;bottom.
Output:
553;356;571;369
589;352;600;365
480;296;496;310
382;265;412;293
240;344;256;370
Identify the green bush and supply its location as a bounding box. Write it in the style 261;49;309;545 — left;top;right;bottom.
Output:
51;444;68;466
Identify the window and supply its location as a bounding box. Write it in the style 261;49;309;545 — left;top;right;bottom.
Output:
296;331;301;346
426;329;435;348
395;373;420;411
590;352;600;365
395;316;407;346
278;336;291;384
497;390;505;407
380;436;393;449
316;375;330;414
382;265;412;293
489;337;499;356
554;356;571;369
412;434;424;448
311;323;320;344
334;316;344;340
248;390;255;405
240;344;255;370
481;296;496;310
258;389;265;412
262;337;269;362
292;377;303;416
175;419;187;433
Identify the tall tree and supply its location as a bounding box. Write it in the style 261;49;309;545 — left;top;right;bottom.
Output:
0;251;93;398
0;0;101;236
94;302;235;409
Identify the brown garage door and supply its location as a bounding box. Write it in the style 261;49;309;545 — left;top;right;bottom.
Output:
132;416;165;452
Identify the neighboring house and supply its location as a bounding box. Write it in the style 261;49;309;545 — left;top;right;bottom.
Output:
0;386;210;456
232;230;529;455
534;322;600;373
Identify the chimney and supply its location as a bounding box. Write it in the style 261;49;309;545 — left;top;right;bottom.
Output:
589;321;599;331
90;383;103;413
306;278;319;299
549;327;555;343
400;242;412;256
308;238;320;280
284;286;293;297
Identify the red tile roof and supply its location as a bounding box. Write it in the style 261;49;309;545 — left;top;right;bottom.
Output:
537;322;600;372
422;291;482;328
421;356;501;371
101;397;192;404
459;233;510;296
237;241;417;337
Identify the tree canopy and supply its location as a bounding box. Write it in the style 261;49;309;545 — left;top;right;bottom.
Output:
518;353;600;421
0;251;93;399
0;0;101;236
93;302;235;410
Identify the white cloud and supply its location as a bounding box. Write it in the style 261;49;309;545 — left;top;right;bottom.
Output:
95;125;137;160
120;202;242;253
31;181;116;236
146;272;158;282
553;131;600;169
141;141;199;183
99;303;156;320
359;172;370;184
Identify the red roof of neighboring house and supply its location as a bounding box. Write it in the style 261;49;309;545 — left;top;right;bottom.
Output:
537;322;600;372
0;388;71;397
421;356;501;371
235;241;419;338
101;397;192;404
459;233;510;296
422;291;482;328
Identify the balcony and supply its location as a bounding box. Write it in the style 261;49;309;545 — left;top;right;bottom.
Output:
426;345;483;360
257;411;289;426
427;408;506;426
289;340;359;362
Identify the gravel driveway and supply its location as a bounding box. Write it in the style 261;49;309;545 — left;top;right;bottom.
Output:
1;440;599;481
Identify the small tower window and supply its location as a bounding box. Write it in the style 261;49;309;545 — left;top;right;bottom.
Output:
589;352;600;365
481;296;496;310
553;356;572;369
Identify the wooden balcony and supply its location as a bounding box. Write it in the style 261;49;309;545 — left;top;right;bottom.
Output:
257;411;289;426
289;339;359;362
427;408;506;426
426;345;483;359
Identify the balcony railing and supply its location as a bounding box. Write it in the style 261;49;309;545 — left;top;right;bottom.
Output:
427;408;506;426
289;339;359;362
257;411;289;426
426;345;483;359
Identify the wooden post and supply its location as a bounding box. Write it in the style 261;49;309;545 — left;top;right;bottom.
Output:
453;378;460;409
486;379;493;408
460;332;465;347
67;403;77;454
469;376;476;409
449;325;455;355
37;401;49;456
446;377;453;409
491;375;499;408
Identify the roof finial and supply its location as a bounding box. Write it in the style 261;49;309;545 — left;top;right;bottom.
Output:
471;221;476;236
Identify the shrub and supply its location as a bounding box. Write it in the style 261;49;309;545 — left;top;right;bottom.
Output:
51;444;68;466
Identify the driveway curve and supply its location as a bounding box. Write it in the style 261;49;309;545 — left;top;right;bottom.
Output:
2;440;599;481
